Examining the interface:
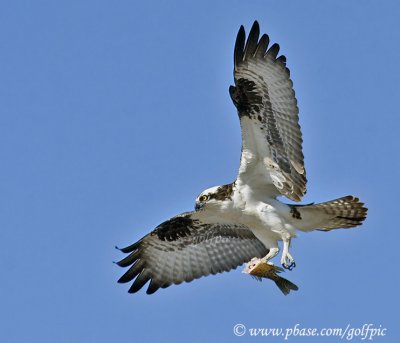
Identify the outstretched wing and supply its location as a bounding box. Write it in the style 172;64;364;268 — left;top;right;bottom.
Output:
116;212;268;294
230;21;306;201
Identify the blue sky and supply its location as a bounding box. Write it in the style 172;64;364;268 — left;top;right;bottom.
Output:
1;0;399;342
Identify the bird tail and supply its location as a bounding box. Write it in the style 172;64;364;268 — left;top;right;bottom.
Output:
292;195;368;232
273;275;299;295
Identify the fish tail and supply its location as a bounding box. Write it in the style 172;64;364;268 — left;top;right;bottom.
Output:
273;275;299;295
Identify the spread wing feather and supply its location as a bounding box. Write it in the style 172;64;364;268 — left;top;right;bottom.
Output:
230;21;306;201
116;212;269;294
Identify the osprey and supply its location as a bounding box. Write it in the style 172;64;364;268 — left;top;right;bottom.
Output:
116;21;367;295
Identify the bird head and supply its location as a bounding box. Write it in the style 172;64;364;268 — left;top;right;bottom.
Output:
194;183;234;212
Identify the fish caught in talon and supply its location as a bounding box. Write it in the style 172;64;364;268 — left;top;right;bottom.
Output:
243;259;298;295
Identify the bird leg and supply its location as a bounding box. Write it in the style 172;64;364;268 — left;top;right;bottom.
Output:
281;237;295;270
263;246;279;262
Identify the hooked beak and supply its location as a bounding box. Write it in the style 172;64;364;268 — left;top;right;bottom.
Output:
195;202;204;211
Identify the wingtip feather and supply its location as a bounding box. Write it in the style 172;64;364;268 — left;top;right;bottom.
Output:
128;271;151;293
234;26;246;66
266;43;280;60
244;22;260;58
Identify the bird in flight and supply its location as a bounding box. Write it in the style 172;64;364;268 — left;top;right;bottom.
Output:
116;21;367;295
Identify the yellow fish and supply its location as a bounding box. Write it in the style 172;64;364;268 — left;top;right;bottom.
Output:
243;258;299;295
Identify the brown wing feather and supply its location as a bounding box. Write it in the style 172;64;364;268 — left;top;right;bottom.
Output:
116;212;269;294
230;21;306;201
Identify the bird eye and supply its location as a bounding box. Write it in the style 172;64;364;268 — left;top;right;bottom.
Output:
199;195;209;202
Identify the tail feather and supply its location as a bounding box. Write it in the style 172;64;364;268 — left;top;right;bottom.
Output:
292;195;368;232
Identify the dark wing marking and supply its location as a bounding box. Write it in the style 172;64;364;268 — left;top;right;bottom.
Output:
230;21;306;201
116;212;268;294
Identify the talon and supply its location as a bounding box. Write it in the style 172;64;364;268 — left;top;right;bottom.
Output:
281;257;296;270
